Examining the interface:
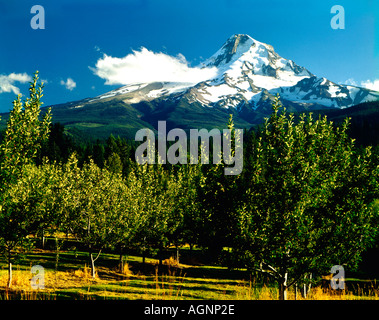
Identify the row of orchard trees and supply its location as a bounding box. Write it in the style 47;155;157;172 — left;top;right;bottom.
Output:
0;153;192;284
0;74;203;286
0;75;196;282
0;73;378;300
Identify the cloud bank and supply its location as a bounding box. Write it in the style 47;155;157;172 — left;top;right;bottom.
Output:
360;79;379;92
91;47;217;86
60;78;77;91
345;78;379;92
0;73;32;95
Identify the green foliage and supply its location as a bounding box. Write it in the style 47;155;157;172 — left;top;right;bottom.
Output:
38;122;76;164
236;95;379;298
62;156;122;246
105;152;123;174
0;72;51;234
0;72;52;287
0;75;378;294
131;162;177;259
0;71;51;186
170;164;203;249
0;162;56;247
196;114;243;259
56;154;146;277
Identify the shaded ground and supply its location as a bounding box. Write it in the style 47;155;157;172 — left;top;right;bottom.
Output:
0;248;378;300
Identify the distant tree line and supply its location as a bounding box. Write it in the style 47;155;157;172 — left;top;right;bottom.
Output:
0;73;378;300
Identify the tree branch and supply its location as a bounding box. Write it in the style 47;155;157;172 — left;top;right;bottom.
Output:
93;249;102;262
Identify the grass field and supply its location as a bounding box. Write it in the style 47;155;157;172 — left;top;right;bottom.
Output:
0;248;378;300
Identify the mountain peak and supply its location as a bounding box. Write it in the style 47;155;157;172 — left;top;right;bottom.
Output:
201;33;313;86
203;34;281;71
227;34;254;52
204;34;258;67
71;34;378;125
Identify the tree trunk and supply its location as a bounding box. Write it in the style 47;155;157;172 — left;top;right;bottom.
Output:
89;252;96;279
7;247;12;289
119;245;127;274
7;262;12;289
88;248;102;279
55;237;61;273
142;237;146;266
158;243;163;267
119;253;124;273
278;273;288;300
176;246;180;265
308;273;312;296
42;229;45;249
301;273;312;299
301;282;307;299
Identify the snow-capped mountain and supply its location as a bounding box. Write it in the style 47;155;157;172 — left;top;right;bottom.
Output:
89;34;379;111
46;34;379;139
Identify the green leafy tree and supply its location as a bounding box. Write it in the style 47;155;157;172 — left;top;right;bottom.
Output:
130;136;183;266
0;71;51;184
237;96;379;300
105;152;123;175
114;168;147;271
105;134;119;159
117;136;135;178
0;162;57;287
61;155;130;278
0;72;51;288
38;122;75;164
92;140;105;168
197;115;243;260
132;163;173;266
168;164;203;260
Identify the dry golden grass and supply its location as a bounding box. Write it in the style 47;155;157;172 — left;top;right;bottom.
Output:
0;266;103;292
1;267;378;300
0;270;32;289
0;256;378;300
162;256;180;268
73;264;95;280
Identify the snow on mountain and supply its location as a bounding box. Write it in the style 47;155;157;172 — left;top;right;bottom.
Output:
86;34;378;112
189;34;378;110
91;81;194;104
203;34;312;84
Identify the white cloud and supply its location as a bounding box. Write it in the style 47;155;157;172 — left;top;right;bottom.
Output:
343;78;379;92
360;79;379;92
0;72;32;95
90;47;218;86
343;78;357;86
60;77;76;91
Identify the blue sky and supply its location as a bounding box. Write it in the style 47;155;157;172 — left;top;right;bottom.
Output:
0;0;377;113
